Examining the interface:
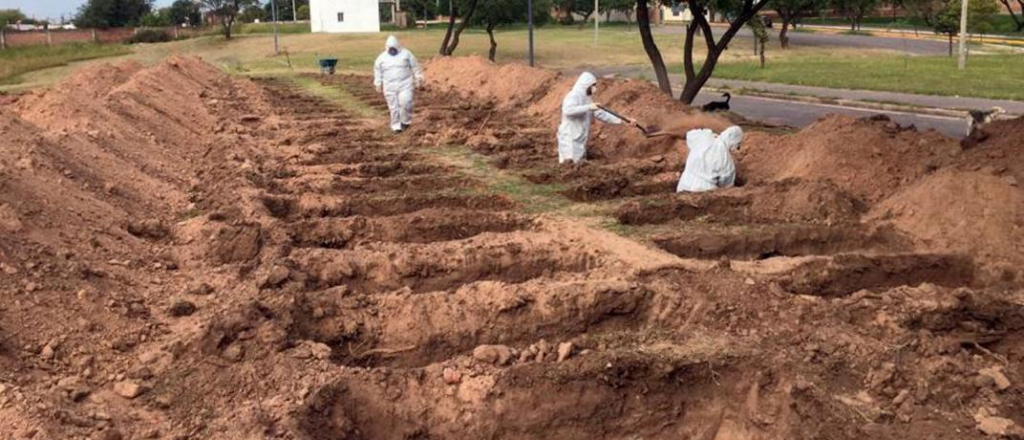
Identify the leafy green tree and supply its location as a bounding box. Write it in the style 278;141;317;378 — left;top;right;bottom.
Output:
555;0;595;24
830;0;879;30
600;0;636;22
238;4;267;22
997;0;1024;31
933;0;1000;54
74;0;154;28
169;0;203;26
748;13;769;67
773;0;827;47
141;8;173;26
263;0;308;21
296;4;310;20
0;9;28;25
198;0;258;39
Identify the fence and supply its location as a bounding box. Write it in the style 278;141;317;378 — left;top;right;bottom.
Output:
0;27;207;49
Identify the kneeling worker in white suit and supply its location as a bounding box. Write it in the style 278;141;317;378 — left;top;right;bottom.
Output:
677;126;743;192
374;35;424;133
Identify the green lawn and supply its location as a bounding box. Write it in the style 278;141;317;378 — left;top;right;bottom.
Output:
714;52;1024;100
802;15;1024;35
0;43;131;85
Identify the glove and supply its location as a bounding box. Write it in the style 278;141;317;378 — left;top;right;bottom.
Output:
589;103;601;111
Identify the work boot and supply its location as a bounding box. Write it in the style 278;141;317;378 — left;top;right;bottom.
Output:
401;123;411;130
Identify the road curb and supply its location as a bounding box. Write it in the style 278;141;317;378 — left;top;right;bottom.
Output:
706;86;1022;120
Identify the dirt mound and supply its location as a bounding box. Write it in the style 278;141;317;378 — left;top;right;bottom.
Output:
423;56;731;162
740;114;961;203
869;170;1024;274
424;55;560;109
958;116;1024;184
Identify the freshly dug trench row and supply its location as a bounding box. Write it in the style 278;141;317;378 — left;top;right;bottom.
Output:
267;174;471;196
293;279;649;367
288;209;533;248
328;161;445;178
564;176;677;202
775;253;975;297
321;74;388;108
290;232;604;293
617;179;863;226
261;192;515;220
294;149;419;166
298;348;743;440
653;224;909;260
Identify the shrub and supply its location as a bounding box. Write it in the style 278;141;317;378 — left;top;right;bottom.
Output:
126;29;173;44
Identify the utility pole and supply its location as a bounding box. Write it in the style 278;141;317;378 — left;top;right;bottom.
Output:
528;0;535;66
292;0;297;22
594;0;599;44
957;0;968;70
272;0;280;54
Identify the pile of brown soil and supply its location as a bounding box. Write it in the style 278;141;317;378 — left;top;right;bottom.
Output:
869;169;1024;274
739;115;961;203
957;117;1024;183
423;56;731;162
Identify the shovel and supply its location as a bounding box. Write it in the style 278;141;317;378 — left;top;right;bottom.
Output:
597;105;682;139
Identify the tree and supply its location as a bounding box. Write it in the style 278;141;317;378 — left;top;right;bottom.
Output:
0;9;28;25
238;4;267;22
931;0;1000;55
636;0;773;104
141;8;173;26
471;0;551;61
773;0;826;48
168;0;203;26
439;0;482;56
198;0;257;39
831;0;879;30
748;13;769;67
296;4;310;20
555;0;596;24
998;0;1024;31
601;0;636;22
74;0;154;28
263;0;308;21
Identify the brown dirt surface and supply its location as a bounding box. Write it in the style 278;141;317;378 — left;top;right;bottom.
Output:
869;169;1024;277
1;55;1022;440
739;114;962;203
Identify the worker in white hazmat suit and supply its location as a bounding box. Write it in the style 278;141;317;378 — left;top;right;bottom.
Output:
677;126;743;192
373;35;424;133
557;72;634;164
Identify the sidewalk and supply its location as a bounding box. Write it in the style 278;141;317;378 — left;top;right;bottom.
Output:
706;78;1024;115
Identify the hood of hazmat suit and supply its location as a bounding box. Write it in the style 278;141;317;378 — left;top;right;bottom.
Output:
676;126;743;192
556;72;623;164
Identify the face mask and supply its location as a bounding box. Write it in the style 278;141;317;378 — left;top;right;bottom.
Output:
388;47;399;56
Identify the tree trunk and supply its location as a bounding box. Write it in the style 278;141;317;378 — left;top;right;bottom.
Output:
780;18;791;48
1000;0;1024;31
439;5;458;55
679;0;771;104
759;40;765;68
444;0;479;55
486;22;497;61
635;0;672;95
222;16;233;40
948;34;953;56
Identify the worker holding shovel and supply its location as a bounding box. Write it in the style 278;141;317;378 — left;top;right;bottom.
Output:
557;72;641;164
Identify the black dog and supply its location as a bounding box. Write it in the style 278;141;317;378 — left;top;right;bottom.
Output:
701;93;731;112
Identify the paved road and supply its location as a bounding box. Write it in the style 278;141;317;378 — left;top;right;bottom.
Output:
657;25;951;56
689;90;967;137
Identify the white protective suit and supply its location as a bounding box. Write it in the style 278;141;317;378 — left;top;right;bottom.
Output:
373;35;424;132
676;126;743;192
557;72;623;164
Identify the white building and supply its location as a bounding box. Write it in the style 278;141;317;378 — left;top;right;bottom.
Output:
310;0;380;33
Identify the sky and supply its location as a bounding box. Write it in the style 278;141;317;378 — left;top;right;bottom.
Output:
0;0;174;22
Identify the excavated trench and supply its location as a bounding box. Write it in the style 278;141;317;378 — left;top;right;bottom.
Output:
288;209;533;249
291;279;650;368
653;223;908;260
291;233;602;293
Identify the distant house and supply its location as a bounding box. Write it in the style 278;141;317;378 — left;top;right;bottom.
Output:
310;0;380;33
